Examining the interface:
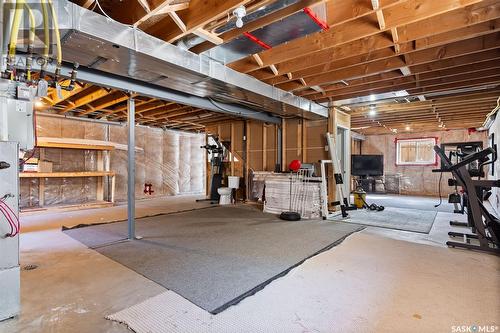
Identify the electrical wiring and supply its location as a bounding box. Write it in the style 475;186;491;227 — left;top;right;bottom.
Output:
18;148;37;167
0;204;15;237
0;199;20;237
94;0;133;27
0;200;18;237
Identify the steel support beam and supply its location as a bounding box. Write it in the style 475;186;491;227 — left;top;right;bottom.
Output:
127;97;135;240
52;63;282;125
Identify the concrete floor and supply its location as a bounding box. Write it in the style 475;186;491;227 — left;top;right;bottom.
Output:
1;195;499;333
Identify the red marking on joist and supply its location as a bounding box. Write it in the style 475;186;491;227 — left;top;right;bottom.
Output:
303;7;329;31
243;32;272;50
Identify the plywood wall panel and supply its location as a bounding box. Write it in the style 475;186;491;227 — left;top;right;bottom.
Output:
232;122;244;153
305;119;328;163
218;124;231;142
284;118;301;167
264;124;277;171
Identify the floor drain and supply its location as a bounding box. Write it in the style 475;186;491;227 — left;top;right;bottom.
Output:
22;264;38;271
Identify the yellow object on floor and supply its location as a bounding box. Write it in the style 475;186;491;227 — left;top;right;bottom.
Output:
353;189;366;209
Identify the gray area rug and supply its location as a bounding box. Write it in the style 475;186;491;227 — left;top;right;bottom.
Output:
340;206;437;233
63;205;362;314
361;194;455;213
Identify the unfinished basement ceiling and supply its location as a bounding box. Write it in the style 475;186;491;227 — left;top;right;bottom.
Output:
57;0;500;134
43;0;327;121
40;83;241;132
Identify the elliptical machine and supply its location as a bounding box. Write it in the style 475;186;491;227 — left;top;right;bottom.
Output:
433;145;500;255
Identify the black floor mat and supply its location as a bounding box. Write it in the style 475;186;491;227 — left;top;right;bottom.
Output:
63;205;363;314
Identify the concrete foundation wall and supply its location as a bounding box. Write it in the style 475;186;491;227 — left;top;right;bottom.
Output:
356;129;487;196
20;116;205;208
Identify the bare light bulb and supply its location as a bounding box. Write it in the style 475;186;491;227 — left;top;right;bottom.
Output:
236;17;243;28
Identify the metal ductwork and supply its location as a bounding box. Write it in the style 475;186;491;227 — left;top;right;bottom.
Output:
22;0;328;121
202;3;326;64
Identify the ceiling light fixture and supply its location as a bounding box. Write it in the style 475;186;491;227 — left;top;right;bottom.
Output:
368;105;376;116
405;125;411;131
233;5;247;28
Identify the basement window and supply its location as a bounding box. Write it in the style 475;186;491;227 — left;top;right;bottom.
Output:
396;137;437;166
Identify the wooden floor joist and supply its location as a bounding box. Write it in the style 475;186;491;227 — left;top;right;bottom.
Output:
36;0;500;134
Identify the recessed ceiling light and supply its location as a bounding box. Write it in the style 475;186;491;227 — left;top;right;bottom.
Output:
405;126;411;131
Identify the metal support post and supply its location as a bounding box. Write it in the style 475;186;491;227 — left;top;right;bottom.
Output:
127;97;135;240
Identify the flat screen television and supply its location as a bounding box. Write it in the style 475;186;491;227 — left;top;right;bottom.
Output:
351;155;384;176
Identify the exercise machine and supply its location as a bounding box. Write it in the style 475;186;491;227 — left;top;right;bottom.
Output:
433;145;500;255
439;142;493;230
197;135;225;204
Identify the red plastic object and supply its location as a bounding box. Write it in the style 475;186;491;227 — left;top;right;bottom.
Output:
467;127;477;135
303;7;329;31
289;159;302;172
243;32;272;50
144;183;154;195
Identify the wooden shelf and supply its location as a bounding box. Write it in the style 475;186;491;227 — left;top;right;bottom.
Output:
20;171;115;178
21;140;116;210
36;138;115;151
